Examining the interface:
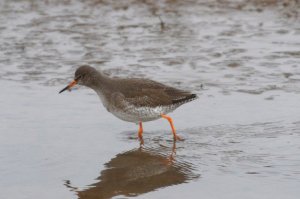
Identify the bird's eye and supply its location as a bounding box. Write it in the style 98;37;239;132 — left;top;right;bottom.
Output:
75;75;83;81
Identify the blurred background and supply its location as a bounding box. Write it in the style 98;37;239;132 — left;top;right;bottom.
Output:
0;0;299;199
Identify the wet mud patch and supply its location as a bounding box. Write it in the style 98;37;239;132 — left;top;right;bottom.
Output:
0;0;299;95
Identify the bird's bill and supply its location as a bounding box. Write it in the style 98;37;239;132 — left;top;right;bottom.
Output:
59;80;77;94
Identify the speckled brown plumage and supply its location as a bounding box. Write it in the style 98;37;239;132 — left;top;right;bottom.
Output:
59;65;198;141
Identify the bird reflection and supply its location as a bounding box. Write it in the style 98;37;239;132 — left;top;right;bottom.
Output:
65;143;199;199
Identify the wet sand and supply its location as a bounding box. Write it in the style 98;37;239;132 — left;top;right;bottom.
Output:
0;0;300;199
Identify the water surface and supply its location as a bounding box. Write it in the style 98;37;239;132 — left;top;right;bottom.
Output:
0;0;300;199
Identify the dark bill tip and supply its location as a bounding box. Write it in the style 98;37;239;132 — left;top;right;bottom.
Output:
58;80;77;94
59;85;69;94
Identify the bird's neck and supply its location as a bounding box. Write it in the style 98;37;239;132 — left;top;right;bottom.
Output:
89;71;112;93
88;71;113;108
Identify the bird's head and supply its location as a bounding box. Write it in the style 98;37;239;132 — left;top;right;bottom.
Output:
59;65;98;93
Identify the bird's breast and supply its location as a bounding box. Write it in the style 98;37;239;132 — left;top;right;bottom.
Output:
95;90;110;110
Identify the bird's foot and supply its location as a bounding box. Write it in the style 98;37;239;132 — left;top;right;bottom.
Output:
138;136;144;145
174;135;184;141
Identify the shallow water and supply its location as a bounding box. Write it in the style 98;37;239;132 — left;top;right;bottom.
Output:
0;0;300;199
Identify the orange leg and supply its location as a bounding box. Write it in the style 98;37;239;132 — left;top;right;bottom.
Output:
138;122;143;140
161;114;182;141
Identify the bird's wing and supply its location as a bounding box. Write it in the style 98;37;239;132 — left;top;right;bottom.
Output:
127;88;174;107
109;90;171;109
110;78;197;108
115;87;196;108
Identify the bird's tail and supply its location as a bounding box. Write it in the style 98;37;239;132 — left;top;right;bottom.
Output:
172;93;198;104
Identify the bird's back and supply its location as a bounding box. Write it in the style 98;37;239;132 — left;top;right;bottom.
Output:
107;77;197;108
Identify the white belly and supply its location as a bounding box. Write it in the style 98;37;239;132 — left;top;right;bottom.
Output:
109;105;178;123
95;90;179;123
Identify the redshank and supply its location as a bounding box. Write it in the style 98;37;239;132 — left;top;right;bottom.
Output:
59;65;197;141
